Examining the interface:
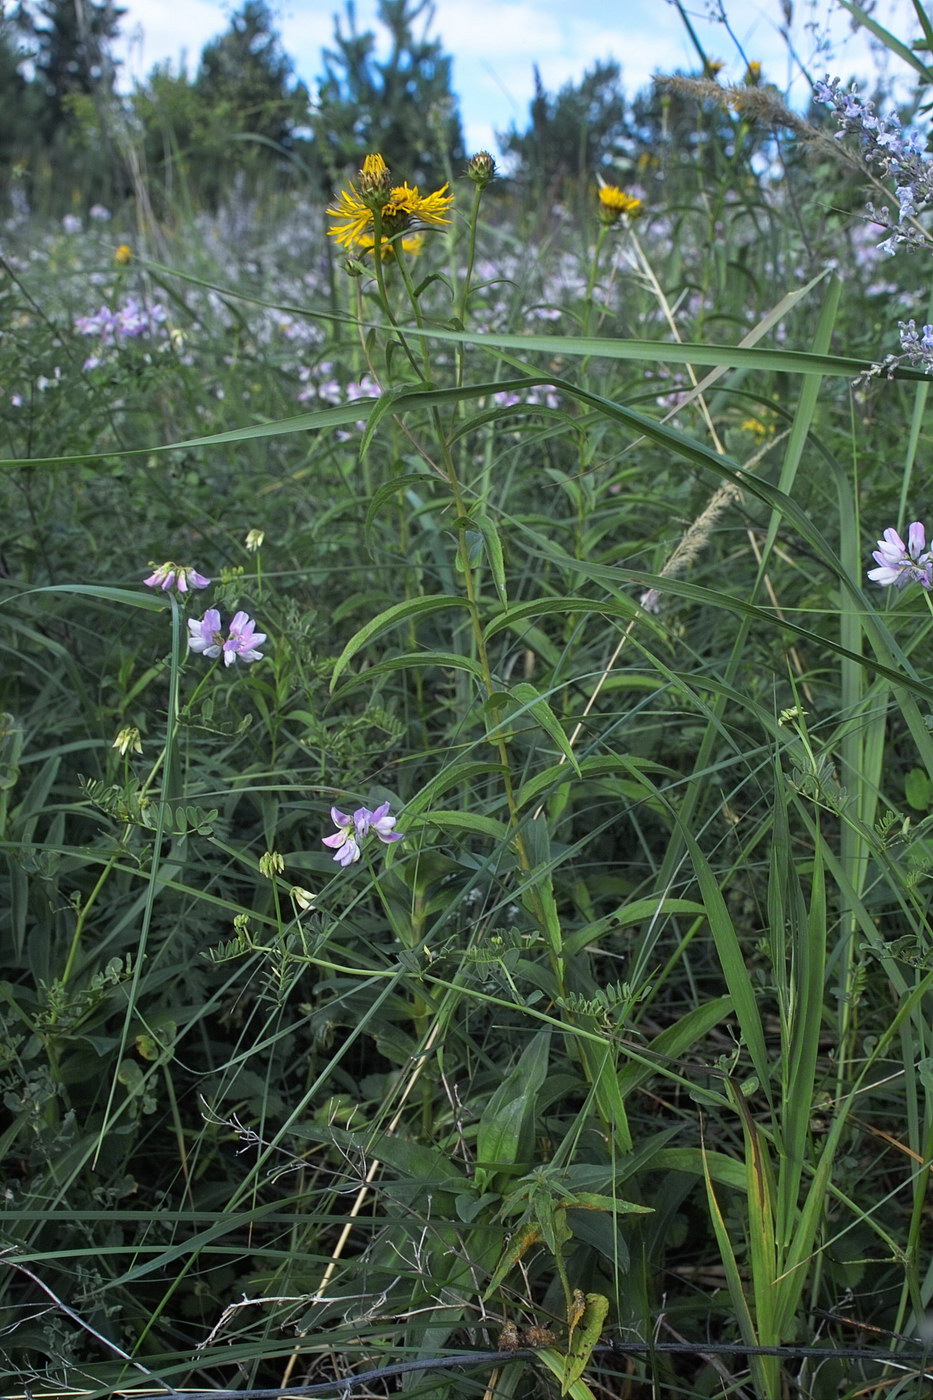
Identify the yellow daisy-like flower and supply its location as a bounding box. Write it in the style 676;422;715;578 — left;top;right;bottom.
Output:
596;184;643;226
327;153;454;250
114;243;132;265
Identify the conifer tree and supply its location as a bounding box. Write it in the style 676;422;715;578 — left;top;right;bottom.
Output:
0;12;43;169
15;0;124;138
499;60;628;198
314;0;464;187
193;0;309;151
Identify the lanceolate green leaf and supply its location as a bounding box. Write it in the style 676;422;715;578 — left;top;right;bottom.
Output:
330;594;473;688
508;682;581;775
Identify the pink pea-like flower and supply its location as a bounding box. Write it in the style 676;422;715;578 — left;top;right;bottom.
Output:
187;608;225;659
221;611;266;666
186;609;267;665
322;808;362;865
867;522;933;589
322;802;404;867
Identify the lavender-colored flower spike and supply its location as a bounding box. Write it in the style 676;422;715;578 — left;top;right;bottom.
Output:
814;77;933;259
867;522;933;589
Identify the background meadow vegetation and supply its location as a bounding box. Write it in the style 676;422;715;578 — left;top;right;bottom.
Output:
4;1;933;1397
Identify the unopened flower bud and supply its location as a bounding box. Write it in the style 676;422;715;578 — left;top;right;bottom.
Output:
358;152;393;209
259;850;285;878
467;151;496;189
244;528;265;553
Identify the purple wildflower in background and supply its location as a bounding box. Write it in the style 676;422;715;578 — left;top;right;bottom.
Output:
813;77;933;256
867;522;933;589
322;802;405;866
815;78;933;378
144;561;211;593
75;298;170;369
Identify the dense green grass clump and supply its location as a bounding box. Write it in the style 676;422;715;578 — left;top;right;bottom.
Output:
4;32;933;1400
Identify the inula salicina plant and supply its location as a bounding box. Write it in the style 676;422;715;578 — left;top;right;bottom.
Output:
5;11;933;1400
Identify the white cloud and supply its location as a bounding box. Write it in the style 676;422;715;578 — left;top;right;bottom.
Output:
116;0;226;81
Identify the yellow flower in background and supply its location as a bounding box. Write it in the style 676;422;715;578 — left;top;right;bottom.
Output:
744;60;762;85
357;231;425;259
327;153;454;250
596;184;643;226
114;243;132;265
740;416;775;439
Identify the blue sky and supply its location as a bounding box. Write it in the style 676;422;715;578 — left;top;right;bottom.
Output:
116;0;923;154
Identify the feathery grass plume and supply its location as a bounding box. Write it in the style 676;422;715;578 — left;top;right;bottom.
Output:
653;74;816;139
640;430;790;612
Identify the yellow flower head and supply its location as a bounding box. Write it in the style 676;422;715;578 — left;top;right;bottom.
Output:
744;60;762;85
596;184;643;226
327;153;454;251
114;243;132;265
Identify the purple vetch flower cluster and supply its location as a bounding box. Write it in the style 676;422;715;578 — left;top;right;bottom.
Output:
144;561;211;594
141;554;268;666
187;609;267;665
813;77;932;256
867;522;933;590
75;297;169;369
322;802;404;866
